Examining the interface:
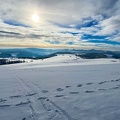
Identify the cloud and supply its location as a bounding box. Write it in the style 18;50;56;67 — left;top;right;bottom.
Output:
98;15;120;35
0;30;21;35
0;0;120;50
1;0;119;25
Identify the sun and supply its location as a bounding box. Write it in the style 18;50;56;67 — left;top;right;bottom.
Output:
32;14;40;22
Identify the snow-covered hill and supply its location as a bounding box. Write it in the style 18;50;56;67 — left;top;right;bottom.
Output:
1;54;120;69
0;55;120;120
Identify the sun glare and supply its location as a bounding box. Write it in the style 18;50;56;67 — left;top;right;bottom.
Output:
32;14;39;22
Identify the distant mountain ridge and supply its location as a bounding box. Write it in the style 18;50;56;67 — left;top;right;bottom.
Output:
0;48;120;59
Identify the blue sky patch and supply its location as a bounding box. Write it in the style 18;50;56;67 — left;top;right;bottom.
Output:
51;18;99;30
75;19;98;29
86;39;120;45
61;32;79;36
4;20;30;27
82;34;120;45
66;42;74;45
82;34;109;40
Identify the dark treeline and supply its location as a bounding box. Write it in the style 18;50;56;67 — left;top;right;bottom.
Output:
0;59;25;65
76;52;120;59
76;53;107;59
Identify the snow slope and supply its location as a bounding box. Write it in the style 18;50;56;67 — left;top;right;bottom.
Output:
0;55;120;120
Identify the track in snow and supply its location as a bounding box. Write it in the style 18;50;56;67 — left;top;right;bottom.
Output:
10;73;74;120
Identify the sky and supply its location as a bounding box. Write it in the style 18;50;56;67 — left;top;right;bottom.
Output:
0;0;120;50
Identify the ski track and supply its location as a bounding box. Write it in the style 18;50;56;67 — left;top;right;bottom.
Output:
10;73;38;120
2;72;119;120
30;79;74;120
10;73;74;120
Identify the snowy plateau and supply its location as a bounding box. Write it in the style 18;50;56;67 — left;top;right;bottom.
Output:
0;54;120;120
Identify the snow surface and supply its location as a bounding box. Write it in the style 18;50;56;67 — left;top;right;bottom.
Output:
0;54;120;120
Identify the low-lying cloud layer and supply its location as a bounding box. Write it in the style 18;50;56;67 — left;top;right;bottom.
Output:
0;0;120;50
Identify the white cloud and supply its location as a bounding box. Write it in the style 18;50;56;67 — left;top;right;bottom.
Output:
0;0;119;25
98;15;120;35
0;0;120;50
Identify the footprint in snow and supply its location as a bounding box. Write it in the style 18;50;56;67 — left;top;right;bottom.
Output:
86;83;93;85
111;79;120;82
10;95;22;99
37;97;47;100
0;105;11;108
26;93;37;96
15;101;30;106
0;98;7;102
115;79;120;81
85;90;95;93
22;118;26;120
77;84;82;87
69;92;79;94
56;88;64;91
41;90;49;93
98;88;107;91
55;95;65;98
98;81;109;85
66;85;71;88
109;86;120;90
